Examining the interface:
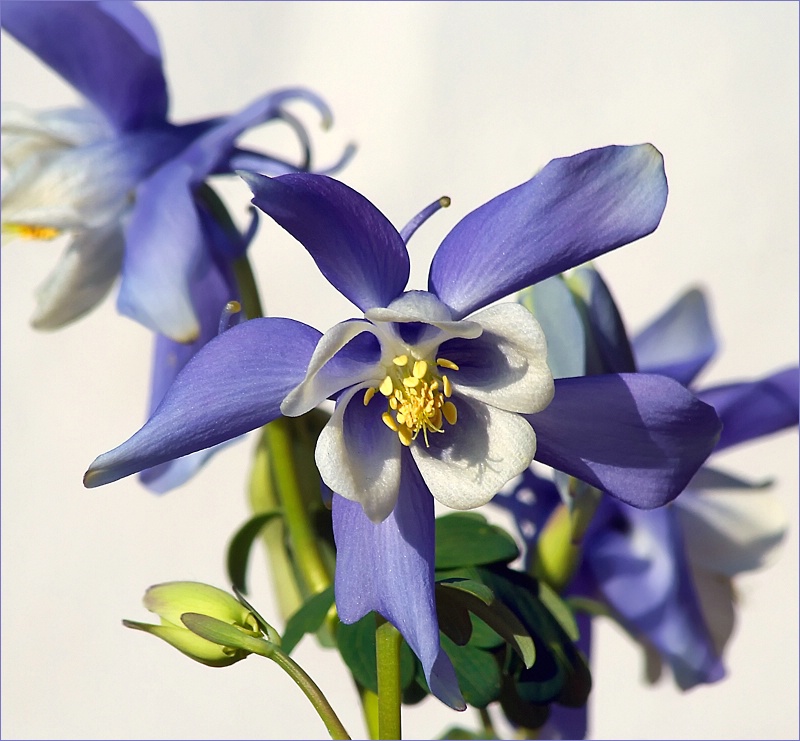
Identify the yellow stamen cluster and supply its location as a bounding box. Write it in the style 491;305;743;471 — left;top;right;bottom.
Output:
2;222;61;241
364;354;459;447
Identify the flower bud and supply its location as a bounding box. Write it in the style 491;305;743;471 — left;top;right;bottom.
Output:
531;504;583;593
123;581;263;667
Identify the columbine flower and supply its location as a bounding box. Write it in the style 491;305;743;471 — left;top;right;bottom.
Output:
1;0;343;342
495;268;798;738
123;581;263;667
83;144;722;707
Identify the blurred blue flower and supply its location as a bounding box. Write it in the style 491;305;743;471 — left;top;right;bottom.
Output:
1;0;343;342
83;144;722;707
495;268;798;737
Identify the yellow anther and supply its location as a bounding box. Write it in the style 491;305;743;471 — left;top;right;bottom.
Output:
392;355;408;366
363;387;376;406
396;412;406;425
402;376;420;388
398;427;413;447
443;401;458;425
379;376;394;396
431;409;443;429
382;412;399;432
413;360;428;378
443;375;452;397
4;223;61;241
389;396;398;410
436;357;459;371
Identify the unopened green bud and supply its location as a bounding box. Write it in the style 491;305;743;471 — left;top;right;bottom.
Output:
123;581;263;667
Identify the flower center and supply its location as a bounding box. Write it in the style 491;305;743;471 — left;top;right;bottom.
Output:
2;222;61;241
363;354;459;447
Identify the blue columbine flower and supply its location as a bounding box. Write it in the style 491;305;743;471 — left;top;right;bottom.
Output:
496;268;798;737
83;144;723;708
1;0;345;342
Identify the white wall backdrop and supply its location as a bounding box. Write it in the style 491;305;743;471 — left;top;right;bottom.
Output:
2;2;797;739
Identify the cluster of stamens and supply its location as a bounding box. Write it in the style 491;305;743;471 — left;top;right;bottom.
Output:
3;223;61;241
363;354;459;447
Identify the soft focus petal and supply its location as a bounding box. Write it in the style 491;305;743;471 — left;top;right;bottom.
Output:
491;467;563;549
243;172;410;311
675;487;788;576
591;505;725;688
632;288;717;385
117;161;206;342
140;256;240;492
411;396;537;510
429;144;668;318
84;318;321;487
30;224;124;329
332;458;465;710
439;302;554;414
1;0;168;131
516;275;587;380
2;129;183;232
528;374;722;508
1;104;113;169
315;385;402;522
698;367;799;450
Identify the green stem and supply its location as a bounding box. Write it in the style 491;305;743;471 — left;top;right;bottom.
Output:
256;644;352;741
233;254;265;320
265;416;332;595
375;616;402;740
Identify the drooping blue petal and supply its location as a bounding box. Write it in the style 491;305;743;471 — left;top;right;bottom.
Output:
698;367;799;451
632;288;717;385
83;317;321;488
1;1;168;132
117;160;207;341
242;172;410;312
429;144;668;318
590;504;725;689
527;374;721;509
332;455;466;710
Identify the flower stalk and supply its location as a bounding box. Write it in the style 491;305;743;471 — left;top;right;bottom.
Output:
375;615;402;740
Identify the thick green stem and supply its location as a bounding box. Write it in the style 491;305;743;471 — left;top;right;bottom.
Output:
375;616;402;740
265;416;332;595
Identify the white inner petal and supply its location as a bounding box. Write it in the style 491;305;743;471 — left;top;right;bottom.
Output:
281;319;381;417
411;395;537;510
315;383;402;523
452;302;554;414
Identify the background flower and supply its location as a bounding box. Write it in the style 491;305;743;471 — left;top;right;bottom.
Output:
2;4;796;739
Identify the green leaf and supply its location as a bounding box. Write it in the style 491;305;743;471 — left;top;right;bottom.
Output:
226;510;283;593
441;633;501;708
439;726;492;740
538;581;579;642
281;587;335;655
435;512;520;569
468;614;504;650
437;577;536;669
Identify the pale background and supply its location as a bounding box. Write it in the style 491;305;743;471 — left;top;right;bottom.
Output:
1;2;798;739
